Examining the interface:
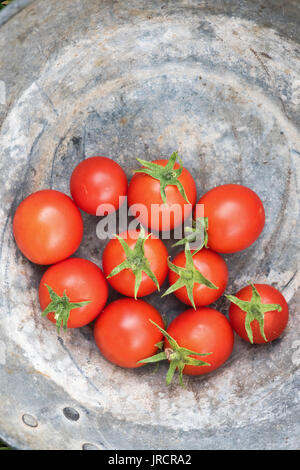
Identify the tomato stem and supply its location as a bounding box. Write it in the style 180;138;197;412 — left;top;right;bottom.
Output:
162;243;217;309
106;226;160;299
172;217;209;254
134;151;190;204
138;320;212;386
41;284;91;333
226;284;282;343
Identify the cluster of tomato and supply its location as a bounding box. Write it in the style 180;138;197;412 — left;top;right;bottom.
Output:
13;153;289;385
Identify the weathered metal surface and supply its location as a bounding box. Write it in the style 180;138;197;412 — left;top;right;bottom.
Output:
0;0;299;450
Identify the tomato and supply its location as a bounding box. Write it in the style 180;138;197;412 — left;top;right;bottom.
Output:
70;156;128;215
94;298;164;368
128;152;197;231
13;189;83;265
194;184;265;253
227;283;289;344
140;307;234;384
102;228;168;298
39;257;108;331
166;308;234;376
164;246;228;308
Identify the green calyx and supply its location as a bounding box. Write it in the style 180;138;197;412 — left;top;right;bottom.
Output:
41;284;91;334
134;151;190;204
226;283;283;343
106;226;160;299
172;217;209;254
162;243;217;309
138;320;212;386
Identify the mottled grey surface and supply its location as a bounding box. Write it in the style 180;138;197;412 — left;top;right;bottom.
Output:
0;0;300;450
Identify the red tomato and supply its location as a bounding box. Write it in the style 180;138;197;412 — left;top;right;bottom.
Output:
166;248;228;307
166;307;234;376
39;257;108;331
13;190;83;265
128;156;197;231
195;184;265;253
228;284;289;344
94;298;164;368
70;156;128;215
102;229;168;298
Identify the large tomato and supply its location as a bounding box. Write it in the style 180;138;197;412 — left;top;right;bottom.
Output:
164;246;228;308
70;156;128;215
194;184;265;253
94;298;164;368
102;228;168;298
140;307;234;384
227;283;289;344
13;189;83;265
128;152;197;231
39;257;108;332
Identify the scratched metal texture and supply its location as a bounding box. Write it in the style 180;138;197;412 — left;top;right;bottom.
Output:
0;0;299;450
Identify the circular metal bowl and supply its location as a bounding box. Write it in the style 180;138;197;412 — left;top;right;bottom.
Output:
0;0;299;450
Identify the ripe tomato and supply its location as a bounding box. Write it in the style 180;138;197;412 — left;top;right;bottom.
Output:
70;156;128;215
13;189;83;265
102;228;168;298
128;152;197;231
164;246;228;308
166;308;234;376
227;283;289;344
194;184;265;253
140;307;234;384
94;298;164;368
39;257;108;331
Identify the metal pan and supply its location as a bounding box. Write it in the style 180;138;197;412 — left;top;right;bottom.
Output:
0;0;299;450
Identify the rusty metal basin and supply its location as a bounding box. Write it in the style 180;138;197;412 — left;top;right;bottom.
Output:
0;0;299;450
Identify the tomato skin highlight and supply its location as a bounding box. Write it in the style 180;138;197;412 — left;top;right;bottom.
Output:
195;184;265;253
70;156;128;215
128;159;197;231
39;258;108;329
229;284;289;344
102;230;169;297
166;307;234;375
168;248;228;307
13;190;83;265
94;298;164;368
